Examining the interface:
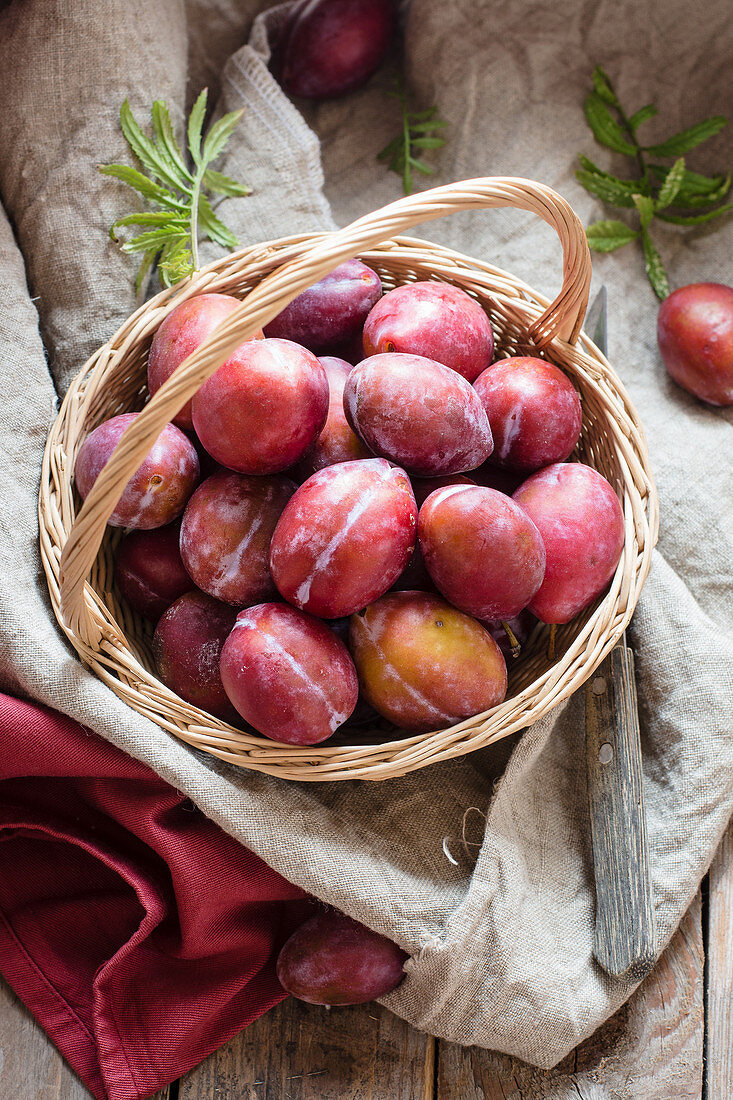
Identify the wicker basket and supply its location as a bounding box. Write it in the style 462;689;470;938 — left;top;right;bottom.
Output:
39;177;658;782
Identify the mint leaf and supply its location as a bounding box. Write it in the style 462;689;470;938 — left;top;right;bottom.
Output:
643;116;727;156
586;219;639;252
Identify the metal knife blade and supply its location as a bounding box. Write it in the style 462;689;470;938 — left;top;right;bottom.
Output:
584;288;656;981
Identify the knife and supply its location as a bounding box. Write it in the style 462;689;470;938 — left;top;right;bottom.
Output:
583;288;657;981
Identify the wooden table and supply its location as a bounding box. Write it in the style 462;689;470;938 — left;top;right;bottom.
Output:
1;821;730;1100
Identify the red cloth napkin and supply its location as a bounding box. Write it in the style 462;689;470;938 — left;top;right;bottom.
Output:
0;692;311;1100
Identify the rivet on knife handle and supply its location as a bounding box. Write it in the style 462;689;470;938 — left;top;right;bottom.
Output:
585;641;657;980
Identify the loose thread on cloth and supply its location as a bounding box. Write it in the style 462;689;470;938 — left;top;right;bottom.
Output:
442;805;488;868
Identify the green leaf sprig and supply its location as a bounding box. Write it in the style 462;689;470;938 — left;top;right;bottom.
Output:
377;76;447;195
100;90;251;292
578;66;731;298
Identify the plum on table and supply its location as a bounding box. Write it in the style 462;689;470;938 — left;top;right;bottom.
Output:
276;908;407;1006
657;282;733;406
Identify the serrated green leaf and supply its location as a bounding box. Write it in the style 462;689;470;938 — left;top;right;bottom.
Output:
411;136;446;149
657;203;733;225
629;103;657;131
198;195;239;249
584;92;637;155
121;227;188;254
158;238;194;287
201;108;245;166
586;219;639;251
202;168;251;197
592;66;619;107
152;100;192;186
408;119;448;132
99;164;182;207
119;99;184;192
643;115;727;156
378;81;447;195
188;89;208;167
655;156;686;209
111;211;189;230
577;154;615;178
651;165;731;206
633;192;655;228
640;228;669;299
575;168;637;207
102;92;251;291
651;163;727;195
134;249;159;295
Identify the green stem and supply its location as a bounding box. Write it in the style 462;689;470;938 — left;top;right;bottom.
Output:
189;160;207;272
616;103;649;191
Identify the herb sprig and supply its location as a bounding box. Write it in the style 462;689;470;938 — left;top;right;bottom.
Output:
578;66;731;298
100;90;251;292
377;77;447;195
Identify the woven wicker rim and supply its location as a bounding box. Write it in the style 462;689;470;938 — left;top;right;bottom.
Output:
39;177;659;781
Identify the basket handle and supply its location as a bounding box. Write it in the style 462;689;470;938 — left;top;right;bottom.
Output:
60;176;591;632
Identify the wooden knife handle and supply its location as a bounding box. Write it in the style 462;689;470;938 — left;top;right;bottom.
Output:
585;639;657;981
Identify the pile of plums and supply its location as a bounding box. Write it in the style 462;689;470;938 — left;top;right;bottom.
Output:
75;258;625;748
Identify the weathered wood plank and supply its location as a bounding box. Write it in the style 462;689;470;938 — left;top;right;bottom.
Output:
0;975;171;1100
436;893;703;1100
177;997;435;1100
585;644;656;981
707;819;733;1100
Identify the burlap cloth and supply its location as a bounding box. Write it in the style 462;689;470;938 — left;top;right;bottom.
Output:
0;0;731;1070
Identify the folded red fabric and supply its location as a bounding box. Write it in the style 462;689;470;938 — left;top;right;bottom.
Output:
0;692;311;1100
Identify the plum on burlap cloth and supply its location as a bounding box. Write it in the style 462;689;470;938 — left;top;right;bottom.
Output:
0;0;731;1072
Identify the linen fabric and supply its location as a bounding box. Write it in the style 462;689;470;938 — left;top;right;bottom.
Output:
0;0;731;1074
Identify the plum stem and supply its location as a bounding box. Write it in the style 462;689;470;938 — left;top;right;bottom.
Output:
500;620;521;659
547;623;557;661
